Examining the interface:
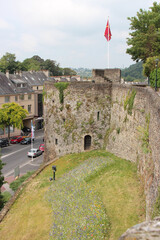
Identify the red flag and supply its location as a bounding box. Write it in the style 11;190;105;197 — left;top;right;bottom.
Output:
104;19;112;41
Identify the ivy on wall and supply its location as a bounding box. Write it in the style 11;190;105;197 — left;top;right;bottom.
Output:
124;89;136;115
54;82;69;104
137;113;150;154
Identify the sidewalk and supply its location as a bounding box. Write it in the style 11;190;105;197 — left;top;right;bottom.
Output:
1;176;16;195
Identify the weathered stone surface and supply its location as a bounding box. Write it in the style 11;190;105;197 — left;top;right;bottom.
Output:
119;216;160;240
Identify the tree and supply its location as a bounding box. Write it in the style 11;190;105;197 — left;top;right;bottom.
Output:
0;52;18;73
22;57;42;71
43;59;63;76
0;103;28;139
0;158;5;210
143;56;160;77
63;68;77;76
126;2;160;62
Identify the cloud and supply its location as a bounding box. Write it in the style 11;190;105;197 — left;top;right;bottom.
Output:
0;19;11;29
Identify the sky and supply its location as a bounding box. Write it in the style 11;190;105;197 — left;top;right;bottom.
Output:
0;0;156;69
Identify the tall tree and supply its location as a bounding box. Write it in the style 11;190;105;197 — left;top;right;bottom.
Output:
126;2;160;62
22;56;42;71
0;158;5;211
63;68;77;76
0;103;28;140
43;59;63;76
0;53;18;73
143;56;160;77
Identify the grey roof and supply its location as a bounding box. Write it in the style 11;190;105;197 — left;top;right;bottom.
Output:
9;74;34;94
0;72;17;95
22;71;47;86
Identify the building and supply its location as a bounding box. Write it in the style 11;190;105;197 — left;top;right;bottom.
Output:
0;72;34;138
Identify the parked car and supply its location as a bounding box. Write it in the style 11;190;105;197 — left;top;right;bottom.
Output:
27;148;42;158
22;133;31;138
22;126;31;133
39;143;44;152
10;136;24;144
20;137;31;145
0;138;9;147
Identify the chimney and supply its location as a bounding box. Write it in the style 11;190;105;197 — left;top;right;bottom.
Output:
42;70;49;77
6;70;9;79
19;70;22;77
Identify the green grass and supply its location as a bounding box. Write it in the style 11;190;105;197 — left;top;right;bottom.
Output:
0;150;145;240
10;171;34;192
2;192;12;204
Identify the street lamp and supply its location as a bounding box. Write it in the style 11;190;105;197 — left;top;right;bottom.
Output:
50;165;57;181
155;58;159;91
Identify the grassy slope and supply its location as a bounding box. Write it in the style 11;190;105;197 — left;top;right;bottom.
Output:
0;151;145;240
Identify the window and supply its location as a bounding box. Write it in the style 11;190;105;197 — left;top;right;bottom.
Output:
28;94;32;100
15;95;18;101
21;105;24;109
19;94;24;100
28;105;31;113
37;86;38;90
0;128;4;135
55;139;58;145
5;126;14;133
97;111;100;121
5;96;10;103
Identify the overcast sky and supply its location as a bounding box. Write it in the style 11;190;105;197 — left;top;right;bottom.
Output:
0;0;155;69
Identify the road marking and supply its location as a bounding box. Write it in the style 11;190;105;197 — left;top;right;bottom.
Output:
4;159;41;177
1;146;29;159
4;160;31;177
29;163;40;167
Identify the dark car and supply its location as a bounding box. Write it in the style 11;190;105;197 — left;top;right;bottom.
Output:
0;138;9;147
10;136;24;144
20;137;31;145
22;126;31;133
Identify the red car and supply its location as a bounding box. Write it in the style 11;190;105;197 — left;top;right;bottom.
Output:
39;143;44;152
10;136;24;144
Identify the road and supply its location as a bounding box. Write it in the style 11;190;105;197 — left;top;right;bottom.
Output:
1;130;44;177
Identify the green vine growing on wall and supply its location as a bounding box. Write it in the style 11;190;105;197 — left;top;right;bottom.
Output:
152;187;160;219
54;82;69;104
42;87;47;102
137;113;150;154
76;101;83;110
124;89;136;115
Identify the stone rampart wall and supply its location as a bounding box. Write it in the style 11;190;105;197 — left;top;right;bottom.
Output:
44;80;160;220
107;83;160;219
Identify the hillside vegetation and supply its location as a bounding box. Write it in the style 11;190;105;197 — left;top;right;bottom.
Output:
0;150;145;240
121;62;146;82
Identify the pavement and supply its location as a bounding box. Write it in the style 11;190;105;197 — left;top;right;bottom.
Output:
1;129;44;195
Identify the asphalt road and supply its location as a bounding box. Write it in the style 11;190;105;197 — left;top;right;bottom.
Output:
1;130;44;177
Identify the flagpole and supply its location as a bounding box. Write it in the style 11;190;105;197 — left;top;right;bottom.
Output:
108;41;109;68
31;120;34;161
104;17;111;69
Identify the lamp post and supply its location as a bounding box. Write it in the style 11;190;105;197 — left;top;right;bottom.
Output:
50;165;57;181
155;58;159;91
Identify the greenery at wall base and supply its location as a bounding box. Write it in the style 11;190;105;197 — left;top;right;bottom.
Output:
10;171;34;192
